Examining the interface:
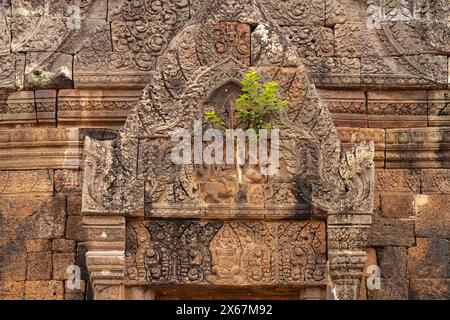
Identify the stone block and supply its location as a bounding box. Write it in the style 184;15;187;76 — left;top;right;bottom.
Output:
65;215;83;241
375;169;421;194
421;169;450;194
0;8;10;55
386;128;450;168
52;239;76;253
24;281;64;300
428;90;449;127
24;52;73;90
414;195;450;239
22;195;66;240
368;216;415;247
409;279;449;300
25;239;51;252
3;195;65;240
380;194;414;219
367;278;409;300
0;54;16;90
54;169;82;195
282;26;334;58
57;89;140;128
0;281;25;300
67;195;81;216
0;91;36;128
11;0;108;19
407;238;448;278
361;55;448;89
377;247;407;278
336;129;384;167
0;128;82;169
0;242;27;281
35;90;56;127
318;90;367;127
367;91;427;128
52;253;76;280
260;0;325;26
0;170;53;196
27;251;52;280
65;279;86;296
303;56;361;88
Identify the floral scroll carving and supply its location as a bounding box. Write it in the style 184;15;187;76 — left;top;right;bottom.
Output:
82;0;374;300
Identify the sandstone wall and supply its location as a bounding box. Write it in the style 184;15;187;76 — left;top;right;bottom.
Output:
0;0;449;300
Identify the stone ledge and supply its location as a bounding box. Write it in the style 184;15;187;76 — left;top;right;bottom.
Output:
0;128;82;169
386;128;450;168
57;89;141;128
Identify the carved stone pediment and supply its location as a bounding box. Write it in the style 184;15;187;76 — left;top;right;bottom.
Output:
82;0;375;300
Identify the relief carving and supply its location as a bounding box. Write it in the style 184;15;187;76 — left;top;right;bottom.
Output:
125;221;327;286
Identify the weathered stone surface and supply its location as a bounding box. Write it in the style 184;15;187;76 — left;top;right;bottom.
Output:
0;170;53;196
0;91;36;128
52;239;76;253
261;0;325;26
380;194;414;219
125;220;328;286
318;90;367;127
428;90;449;127
0;5;10;55
58;90;140;128
386;128;450;168
303;56;361;88
367;91;427;128
67;195;81;216
35;90;56;127
25;52;73;90
0;242;27;281
421;169;450;194
377;247;407;278
27;251;52;280
0;128;82;169
52;253;75;280
414;195;450;239
25;280;64;300
20;195;66;240
375;169;421;194
409;279;449;300
0;195;65;242
65;215;83;241
0;281;25;300
65;278;86;293
367;278;409;300
407;238;449;278
54;169;81;195
11;0;105;17
64;293;85;300
361;55;448;89
368;216;415;247
25;239;51;252
337;128;385;167
282;26;334;58
0;54;17;90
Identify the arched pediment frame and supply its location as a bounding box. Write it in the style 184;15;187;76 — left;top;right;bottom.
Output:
81;0;374;300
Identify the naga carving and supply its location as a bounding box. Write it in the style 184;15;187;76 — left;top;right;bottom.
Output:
82;0;375;300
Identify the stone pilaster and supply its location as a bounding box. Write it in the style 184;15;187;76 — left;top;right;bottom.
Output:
82;216;125;300
328;214;372;300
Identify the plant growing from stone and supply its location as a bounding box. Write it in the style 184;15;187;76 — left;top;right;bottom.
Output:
204;71;288;132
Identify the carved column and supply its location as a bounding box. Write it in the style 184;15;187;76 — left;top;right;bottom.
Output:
327;214;372;300
82;216;126;300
